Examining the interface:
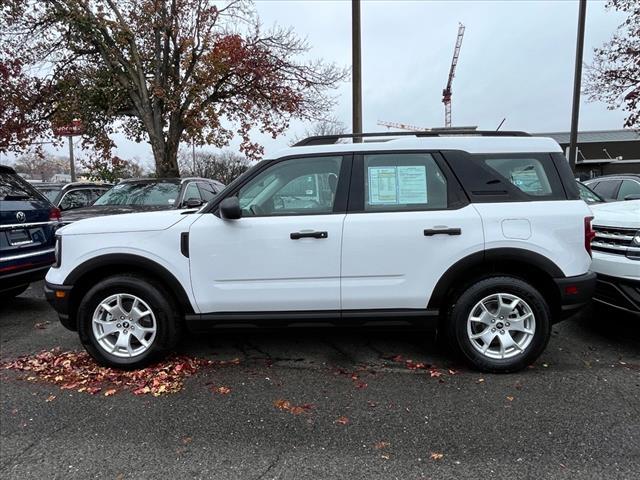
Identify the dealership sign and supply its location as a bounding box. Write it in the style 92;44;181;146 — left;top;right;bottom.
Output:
53;119;85;137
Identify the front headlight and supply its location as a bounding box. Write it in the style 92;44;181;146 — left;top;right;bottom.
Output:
53;236;62;268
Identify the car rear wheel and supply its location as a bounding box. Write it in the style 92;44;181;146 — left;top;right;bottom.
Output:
447;276;551;373
77;274;180;369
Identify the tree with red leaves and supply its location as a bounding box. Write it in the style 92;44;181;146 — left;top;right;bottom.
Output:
0;1;347;176
585;0;640;129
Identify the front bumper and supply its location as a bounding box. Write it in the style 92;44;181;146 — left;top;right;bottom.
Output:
553;271;597;320
44;281;76;330
593;274;640;316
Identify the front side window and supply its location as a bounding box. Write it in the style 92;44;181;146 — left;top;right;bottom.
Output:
617;179;640;200
94;182;180;206
363;153;447;211
183;183;202;203
237;156;342;217
592;180;621;200
59;189;93;210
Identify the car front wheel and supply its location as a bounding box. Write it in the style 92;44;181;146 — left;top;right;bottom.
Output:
447;276;551;373
77;274;180;369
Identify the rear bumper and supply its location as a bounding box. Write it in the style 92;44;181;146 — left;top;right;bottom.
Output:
553;271;597;320
0;264;51;293
593;274;640;316
44;281;76;330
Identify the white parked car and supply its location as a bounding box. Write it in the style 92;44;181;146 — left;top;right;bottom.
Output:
45;131;596;372
590;200;640;316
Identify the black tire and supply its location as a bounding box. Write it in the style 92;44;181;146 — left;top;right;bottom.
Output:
447;276;551;373
0;284;29;300
77;274;181;369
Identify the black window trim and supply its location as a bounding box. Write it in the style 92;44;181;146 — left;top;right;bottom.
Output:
180;181;203;206
347;150;469;214
203;153;354;218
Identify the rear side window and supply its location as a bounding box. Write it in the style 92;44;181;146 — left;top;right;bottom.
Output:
483;157;553;196
445;152;567;202
363;153;448;211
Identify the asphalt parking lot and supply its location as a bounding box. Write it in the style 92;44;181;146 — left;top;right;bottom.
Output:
1;281;639;479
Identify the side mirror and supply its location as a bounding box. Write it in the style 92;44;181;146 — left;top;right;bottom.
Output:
219;196;242;220
624;194;640;201
184;197;204;208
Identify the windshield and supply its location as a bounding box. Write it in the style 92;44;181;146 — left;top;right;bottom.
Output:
94;182;181;206
39;187;63;203
0;173;48;202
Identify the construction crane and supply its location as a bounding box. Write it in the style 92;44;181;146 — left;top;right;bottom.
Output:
377;120;429;131
442;23;465;128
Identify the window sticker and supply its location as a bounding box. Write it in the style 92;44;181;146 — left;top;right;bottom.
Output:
368;165;428;205
397;166;428;204
368;167;398;204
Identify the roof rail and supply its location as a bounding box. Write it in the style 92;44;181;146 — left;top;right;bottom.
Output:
293;129;531;147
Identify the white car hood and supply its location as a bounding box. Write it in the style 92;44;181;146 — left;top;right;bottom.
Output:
57;209;193;235
591;200;640;229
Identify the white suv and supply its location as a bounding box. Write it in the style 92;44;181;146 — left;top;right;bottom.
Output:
590;200;640;315
45;131;596;372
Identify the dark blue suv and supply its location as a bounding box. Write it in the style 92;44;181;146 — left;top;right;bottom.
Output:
1;165;61;299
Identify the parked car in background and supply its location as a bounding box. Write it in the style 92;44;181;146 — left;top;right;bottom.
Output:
589;199;640;316
61;177;225;223
1;165;61;299
577;181;605;205
45;130;595;372
35;182;112;211
583;174;640;202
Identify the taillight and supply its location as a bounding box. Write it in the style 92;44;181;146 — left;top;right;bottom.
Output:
584;216;596;257
49;207;61;222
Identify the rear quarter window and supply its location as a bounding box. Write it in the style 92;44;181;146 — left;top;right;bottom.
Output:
444;151;568;202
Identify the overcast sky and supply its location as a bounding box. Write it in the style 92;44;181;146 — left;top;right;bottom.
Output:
1;0;629;168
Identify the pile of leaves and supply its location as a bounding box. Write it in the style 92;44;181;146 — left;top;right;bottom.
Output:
1;349;215;397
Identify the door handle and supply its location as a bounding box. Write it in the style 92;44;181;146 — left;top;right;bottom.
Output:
423;227;462;236
290;231;328;240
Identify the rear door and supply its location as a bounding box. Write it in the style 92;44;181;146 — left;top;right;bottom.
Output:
340;152;483;310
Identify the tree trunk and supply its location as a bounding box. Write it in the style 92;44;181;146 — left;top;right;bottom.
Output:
148;131;180;177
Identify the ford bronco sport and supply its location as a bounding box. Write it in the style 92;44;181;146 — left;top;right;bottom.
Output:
45;131;596;372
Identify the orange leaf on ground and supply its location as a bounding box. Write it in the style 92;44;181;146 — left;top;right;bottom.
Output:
214;386;232;395
430;452;444;460
374;441;390;450
335;416;349;425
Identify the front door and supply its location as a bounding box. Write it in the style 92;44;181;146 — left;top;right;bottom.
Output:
189;155;350;313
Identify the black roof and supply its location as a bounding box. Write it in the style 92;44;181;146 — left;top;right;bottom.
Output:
0;165;16;174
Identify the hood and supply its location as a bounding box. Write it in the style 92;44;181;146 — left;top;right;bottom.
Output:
591;199;640;229
61;204;169;223
57;209;194;235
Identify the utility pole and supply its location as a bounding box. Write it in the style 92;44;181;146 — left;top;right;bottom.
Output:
352;0;362;142
68;135;76;182
568;0;587;173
